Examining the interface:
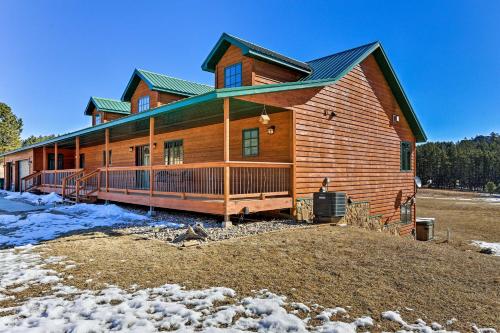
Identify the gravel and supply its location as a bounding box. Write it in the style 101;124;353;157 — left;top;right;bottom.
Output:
116;207;307;244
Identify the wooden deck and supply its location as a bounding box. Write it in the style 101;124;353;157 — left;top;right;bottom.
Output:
21;162;293;216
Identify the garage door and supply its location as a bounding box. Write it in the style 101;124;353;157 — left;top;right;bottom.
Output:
18;159;30;191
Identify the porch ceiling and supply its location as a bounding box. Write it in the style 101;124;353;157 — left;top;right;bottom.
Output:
36;98;288;149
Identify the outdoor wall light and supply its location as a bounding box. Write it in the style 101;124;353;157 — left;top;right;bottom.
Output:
153;143;157;149
267;125;276;135
129;147;134;152
324;109;336;119
393;114;400;124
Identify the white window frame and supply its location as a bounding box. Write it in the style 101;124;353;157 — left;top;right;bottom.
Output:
138;96;150;112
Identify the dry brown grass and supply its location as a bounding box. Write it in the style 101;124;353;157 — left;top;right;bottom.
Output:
417;189;500;246
32;224;498;330
2;189;499;331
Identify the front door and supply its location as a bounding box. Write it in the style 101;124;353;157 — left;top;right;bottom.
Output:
135;145;150;190
8;163;14;191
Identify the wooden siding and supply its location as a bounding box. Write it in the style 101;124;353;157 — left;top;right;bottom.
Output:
215;45;253;88
293;54;416;234
253;58;304;85
89;106;126;126
79;111;291;171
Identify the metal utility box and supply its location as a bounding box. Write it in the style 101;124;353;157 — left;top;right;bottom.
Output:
313;192;346;223
416;218;435;241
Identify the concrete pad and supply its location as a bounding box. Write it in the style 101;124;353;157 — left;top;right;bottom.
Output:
0;198;45;213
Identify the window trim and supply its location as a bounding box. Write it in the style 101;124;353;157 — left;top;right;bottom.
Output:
242;128;259;157
224;62;243;88
95;113;102;125
400;141;412;172
138;95;150;112
164;139;184;165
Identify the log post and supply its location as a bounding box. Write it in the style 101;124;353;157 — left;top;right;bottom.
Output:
42;146;47;171
149;117;155;215
290;109;297;218
223;98;232;227
75;136;80;169
105;128;109;192
54;143;58;187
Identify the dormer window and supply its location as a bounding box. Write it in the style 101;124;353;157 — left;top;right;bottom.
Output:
224;63;242;88
138;96;150;112
95;114;102;125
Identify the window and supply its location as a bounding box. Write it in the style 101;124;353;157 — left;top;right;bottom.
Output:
400;203;412;224
102;150;112;166
242;128;259;157
224;63;242;88
164;140;184;165
95;113;102;125
48;153;64;170
138;96;150;112
79;154;85;169
400;141;412;171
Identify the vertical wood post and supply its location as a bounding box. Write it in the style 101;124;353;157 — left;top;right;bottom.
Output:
54;143;58;187
42;146;47;171
223;98;231;226
75;136;80;169
2;158;6;190
290;109;297;217
149;117;155;202
105;128;109;192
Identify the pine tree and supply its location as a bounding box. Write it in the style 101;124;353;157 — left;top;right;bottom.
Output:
0;102;23;153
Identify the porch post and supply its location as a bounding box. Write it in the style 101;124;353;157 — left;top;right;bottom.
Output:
42;146;47;170
75;136;80;169
2;158;6;190
105;128;109;192
223;98;232;227
290;109;297;217
148;117;155;215
54;143;58;171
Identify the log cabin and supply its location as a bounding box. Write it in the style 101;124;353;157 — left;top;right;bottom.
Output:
1;33;426;233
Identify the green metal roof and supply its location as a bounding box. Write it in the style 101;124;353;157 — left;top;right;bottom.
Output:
201;33;312;74
121;69;214;101
84;97;131;115
1;40;427;158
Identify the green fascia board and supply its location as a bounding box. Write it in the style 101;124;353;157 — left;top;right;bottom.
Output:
201;33;311;74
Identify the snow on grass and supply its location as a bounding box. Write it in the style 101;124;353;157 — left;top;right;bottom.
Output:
0;245;63;302
471;241;500;256
2;191;63;205
0;193;149;247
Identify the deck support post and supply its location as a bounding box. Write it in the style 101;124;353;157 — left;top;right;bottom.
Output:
149;117;155;215
75;136;80;169
223;98;232;227
105;128;109;192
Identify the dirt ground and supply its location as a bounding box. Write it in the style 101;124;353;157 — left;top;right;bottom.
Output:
4;189;499;331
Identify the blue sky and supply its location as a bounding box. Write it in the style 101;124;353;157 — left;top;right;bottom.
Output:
0;0;498;142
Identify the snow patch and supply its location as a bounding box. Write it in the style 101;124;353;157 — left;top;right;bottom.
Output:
471;241;500;256
4;192;62;205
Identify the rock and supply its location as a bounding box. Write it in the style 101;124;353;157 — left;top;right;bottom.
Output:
479;248;494;255
182;240;200;247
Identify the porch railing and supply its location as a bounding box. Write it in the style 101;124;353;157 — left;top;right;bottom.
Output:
21;169;83;193
75;162;291;201
62;170;85;198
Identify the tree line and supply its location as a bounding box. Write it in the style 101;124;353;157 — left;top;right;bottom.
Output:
0;102;56;154
417;133;500;192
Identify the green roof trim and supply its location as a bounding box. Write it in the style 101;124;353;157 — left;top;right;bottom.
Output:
201;33;312;74
84;97;131;116
121;69;213;101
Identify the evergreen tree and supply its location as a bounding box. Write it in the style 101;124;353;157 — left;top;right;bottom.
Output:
22;134;56;147
0;102;23;153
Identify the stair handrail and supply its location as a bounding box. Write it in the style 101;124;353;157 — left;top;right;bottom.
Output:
75;169;100;202
20;171;42;193
62;169;85;198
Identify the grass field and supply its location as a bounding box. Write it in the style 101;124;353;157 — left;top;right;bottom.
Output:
1;189;498;331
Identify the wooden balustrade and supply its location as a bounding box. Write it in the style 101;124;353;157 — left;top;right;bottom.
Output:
21;171;42;193
62;170;85;198
75;170;100;202
89;162;292;200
